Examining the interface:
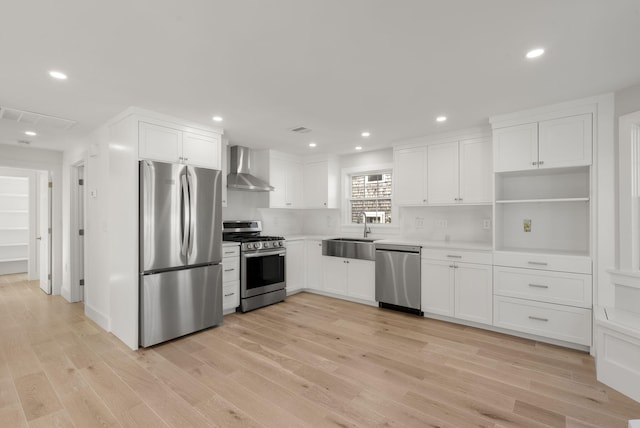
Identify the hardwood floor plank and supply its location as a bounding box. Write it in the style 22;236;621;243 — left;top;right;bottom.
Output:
14;371;63;421
59;386;120;427
28;409;76;428
0;403;29;427
2;277;640;428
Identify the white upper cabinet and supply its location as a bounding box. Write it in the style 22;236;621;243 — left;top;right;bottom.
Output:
303;157;339;209
394;146;428;205
459;138;492;203
427;141;459;203
493;123;538;172
493;114;592;173
427;138;492;204
267;152;303;208
538;114;592;169
139;122;221;170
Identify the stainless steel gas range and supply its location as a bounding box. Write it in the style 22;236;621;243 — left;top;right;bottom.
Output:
222;221;286;312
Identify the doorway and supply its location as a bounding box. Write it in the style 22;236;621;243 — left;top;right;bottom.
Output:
0;167;51;294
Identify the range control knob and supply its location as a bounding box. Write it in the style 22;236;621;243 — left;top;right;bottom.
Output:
263;242;270;248
278;241;284;247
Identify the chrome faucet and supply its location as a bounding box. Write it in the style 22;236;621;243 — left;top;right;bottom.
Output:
360;212;371;238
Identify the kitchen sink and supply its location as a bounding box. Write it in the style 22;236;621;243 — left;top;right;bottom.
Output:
322;237;377;261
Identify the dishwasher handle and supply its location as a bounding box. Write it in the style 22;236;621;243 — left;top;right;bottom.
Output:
375;244;421;254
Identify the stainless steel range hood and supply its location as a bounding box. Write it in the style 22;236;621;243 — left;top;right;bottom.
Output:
227;145;274;191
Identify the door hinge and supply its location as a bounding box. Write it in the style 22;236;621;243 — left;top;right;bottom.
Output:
48;181;53;188
48;228;52;234
78;179;84;185
79;279;85;286
48;274;52;280
79;229;84;236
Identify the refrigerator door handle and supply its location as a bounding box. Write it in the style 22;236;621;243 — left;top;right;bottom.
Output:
187;169;195;256
180;173;190;256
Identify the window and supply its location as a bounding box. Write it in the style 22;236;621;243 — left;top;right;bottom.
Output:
349;171;392;224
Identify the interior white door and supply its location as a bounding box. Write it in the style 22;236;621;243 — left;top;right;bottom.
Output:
78;165;85;301
38;171;51;294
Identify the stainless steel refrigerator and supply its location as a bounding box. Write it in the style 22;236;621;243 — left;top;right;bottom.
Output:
139;160;223;347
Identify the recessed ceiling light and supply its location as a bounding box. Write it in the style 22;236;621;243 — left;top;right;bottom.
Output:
24;131;37;136
212;116;223;122
526;48;545;59
355;146;363;151
361;132;370;137
436;116;447;122
309;142;317;148
49;70;68;80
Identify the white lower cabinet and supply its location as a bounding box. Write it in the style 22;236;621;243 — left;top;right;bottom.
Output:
305;240;323;291
493;296;592;346
222;244;240;313
285;240;305;294
421;256;493;325
492;251;593;347
322;256;375;302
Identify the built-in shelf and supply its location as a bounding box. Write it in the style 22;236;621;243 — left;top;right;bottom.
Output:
0;210;28;213
0;193;28;198
0;227;28;231
0;243;28;247
496;197;589;204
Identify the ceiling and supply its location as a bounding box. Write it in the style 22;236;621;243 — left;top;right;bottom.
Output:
1;0;639;155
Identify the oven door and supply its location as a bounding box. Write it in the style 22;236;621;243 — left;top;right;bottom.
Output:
241;249;286;298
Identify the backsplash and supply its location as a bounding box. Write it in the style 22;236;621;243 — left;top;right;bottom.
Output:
258;208;304;236
399;205;492;244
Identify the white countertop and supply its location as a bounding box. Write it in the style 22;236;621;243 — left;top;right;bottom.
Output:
222;241;240;247
282;234;492;251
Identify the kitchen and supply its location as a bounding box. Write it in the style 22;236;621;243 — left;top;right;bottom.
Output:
1;1;640;426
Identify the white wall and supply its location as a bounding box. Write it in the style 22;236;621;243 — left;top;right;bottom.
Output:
0;144;63;294
399;205;492;244
340;148;393;169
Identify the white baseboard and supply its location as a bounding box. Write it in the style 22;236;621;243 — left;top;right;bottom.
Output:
84;303;110;332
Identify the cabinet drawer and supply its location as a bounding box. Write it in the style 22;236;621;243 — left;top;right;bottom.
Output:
421;249;492;265
222;245;240;258
222;258;239;282
493;251;591;274
494;266;592;308
223;282;239;309
493;296;592;346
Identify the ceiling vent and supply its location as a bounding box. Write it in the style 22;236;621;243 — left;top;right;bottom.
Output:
17;140;31;145
289;126;311;134
0;106;76;130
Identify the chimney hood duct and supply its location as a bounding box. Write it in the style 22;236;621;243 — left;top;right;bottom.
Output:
227;145;275;191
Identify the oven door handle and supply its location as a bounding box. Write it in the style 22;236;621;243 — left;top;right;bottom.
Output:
243;250;286;258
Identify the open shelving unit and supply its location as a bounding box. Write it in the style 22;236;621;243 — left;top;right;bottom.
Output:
494;166;591;257
0;176;29;275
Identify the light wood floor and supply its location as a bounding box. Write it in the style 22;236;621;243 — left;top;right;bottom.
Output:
1;274;640;427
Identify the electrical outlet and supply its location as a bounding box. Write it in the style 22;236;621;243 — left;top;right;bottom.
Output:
436;219;447;228
523;219;531;232
415;217;424;229
483;219;491;229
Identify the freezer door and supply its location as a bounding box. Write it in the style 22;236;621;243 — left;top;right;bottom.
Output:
140;263;223;347
186;166;222;266
140;160;187;272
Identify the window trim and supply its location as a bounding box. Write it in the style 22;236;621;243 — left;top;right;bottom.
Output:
619;110;640;271
341;163;394;227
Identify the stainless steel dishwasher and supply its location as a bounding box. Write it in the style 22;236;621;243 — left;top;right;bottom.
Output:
375;243;422;315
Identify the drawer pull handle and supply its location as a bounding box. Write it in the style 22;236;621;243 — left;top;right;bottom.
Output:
528;261;548;266
528;283;549;289
224;268;235;272
528;316;549;322
224;251;236;255
224;292;235;297
446;255;462;258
